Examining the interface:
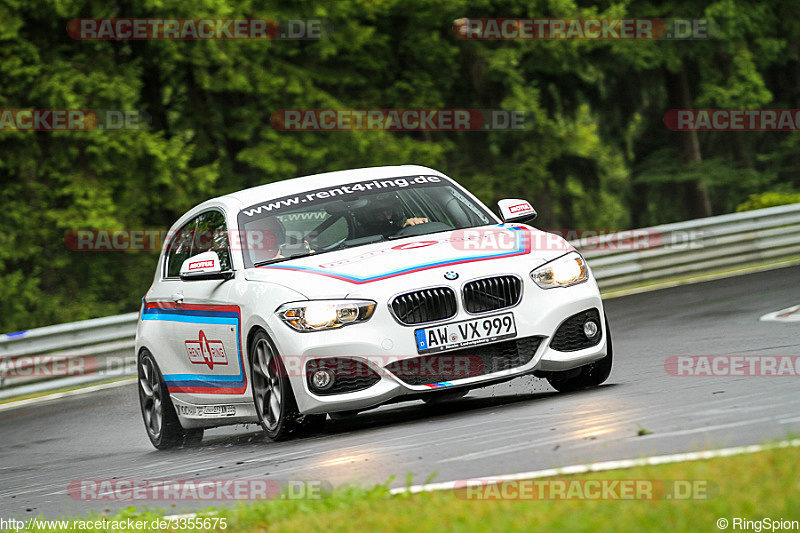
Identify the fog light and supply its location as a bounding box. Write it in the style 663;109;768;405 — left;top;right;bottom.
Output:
311;369;334;390
583;320;599;339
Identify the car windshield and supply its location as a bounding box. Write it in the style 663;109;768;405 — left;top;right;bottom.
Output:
237;175;495;267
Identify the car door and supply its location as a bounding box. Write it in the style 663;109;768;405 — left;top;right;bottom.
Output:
144;209;247;400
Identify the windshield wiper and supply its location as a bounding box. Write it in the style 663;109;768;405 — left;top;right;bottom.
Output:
343;235;386;246
254;252;316;267
253;235;388;267
387;229;446;240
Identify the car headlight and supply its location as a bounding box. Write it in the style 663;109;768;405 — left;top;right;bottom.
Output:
530;252;590;289
277;300;376;332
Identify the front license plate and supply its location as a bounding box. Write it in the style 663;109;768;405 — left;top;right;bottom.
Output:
414;312;517;354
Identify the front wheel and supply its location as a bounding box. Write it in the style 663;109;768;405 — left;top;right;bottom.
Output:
137;349;203;449
250;331;302;441
546;316;613;393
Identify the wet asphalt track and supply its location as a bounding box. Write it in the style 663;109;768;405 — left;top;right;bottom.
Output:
2;266;799;518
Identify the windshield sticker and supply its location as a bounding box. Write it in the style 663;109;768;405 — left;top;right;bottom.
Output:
240;175;444;220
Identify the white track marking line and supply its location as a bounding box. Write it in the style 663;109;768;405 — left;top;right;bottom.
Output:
633;417;773;439
164;513;199;520
760;304;800;322
0;378;135;412
163;512;218;520
391;438;800;495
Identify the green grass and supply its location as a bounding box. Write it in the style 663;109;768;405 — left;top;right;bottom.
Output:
0;376;134;405
19;444;800;532
601;256;800;299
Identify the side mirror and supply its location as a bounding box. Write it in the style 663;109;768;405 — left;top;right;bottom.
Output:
179;251;233;281
497;199;537;224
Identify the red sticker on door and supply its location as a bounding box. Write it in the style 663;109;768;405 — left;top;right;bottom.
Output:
185;330;228;369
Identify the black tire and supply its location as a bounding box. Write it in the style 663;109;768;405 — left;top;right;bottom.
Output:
182;428;205;447
546;315;613;393
422;389;469;404
250;330;301;441
137;349;204;449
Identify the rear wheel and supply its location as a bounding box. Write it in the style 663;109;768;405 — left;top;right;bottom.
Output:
546;316;613;393
250;331;301;440
137;349;203;449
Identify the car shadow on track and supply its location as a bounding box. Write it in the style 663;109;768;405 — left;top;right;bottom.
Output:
323;383;619;436
198;382;618;448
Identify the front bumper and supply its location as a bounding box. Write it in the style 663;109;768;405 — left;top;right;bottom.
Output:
269;277;608;415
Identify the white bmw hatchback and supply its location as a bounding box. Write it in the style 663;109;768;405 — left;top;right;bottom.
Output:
136;165;612;448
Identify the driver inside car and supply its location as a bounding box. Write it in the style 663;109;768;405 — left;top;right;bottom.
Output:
354;194;429;238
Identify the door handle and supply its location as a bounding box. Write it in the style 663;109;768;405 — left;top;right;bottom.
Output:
171;292;184;303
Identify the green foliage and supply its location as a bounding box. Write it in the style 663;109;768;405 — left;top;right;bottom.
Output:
1;0;799;331
737;191;800;212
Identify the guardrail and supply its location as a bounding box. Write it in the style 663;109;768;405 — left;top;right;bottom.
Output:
2;203;799;398
0;313;138;399
577;202;800;290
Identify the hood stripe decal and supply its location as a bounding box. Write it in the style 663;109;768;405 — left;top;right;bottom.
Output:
256;226;530;284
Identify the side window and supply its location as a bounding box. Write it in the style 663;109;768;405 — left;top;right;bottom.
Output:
165;217;199;278
194;210;232;271
164;210;231;278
